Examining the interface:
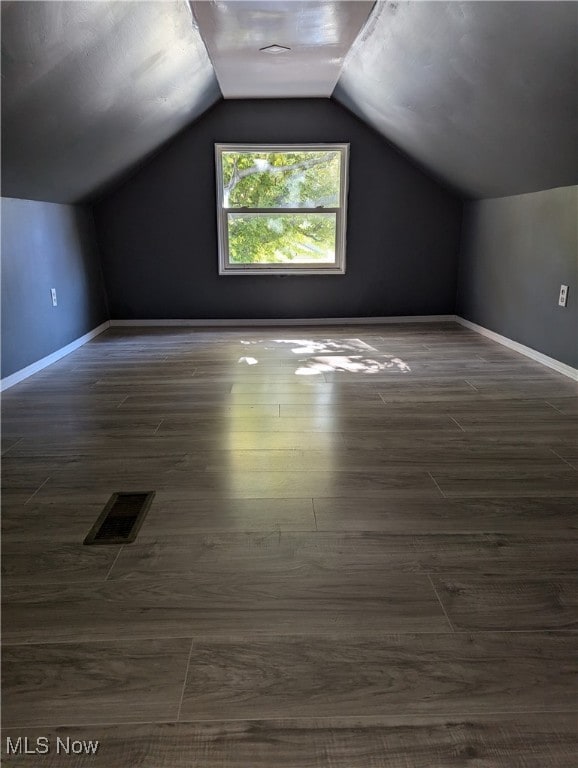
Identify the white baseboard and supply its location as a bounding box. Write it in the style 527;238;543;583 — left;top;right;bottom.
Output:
5;315;573;389
109;315;456;328
455;316;578;382
0;321;111;392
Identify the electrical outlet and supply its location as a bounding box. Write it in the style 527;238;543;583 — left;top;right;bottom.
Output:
558;284;568;307
50;288;57;307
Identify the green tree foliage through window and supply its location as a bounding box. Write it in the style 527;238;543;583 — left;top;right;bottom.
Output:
220;150;342;265
222;151;340;208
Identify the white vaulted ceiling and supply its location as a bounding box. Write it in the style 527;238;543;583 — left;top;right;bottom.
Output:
191;1;375;98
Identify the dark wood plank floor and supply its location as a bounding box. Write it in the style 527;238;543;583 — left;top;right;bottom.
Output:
2;322;577;766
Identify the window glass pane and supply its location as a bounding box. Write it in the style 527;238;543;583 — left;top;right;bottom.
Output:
228;212;336;265
222;151;341;208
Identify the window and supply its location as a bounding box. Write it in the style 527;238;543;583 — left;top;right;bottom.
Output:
215;144;349;275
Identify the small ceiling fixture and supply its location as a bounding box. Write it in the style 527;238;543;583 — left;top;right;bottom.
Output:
259;44;291;54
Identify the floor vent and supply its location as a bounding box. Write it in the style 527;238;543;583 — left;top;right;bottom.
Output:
84;492;155;545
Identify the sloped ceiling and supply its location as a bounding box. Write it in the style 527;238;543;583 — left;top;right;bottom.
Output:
335;1;578;198
1;1;220;204
2;1;576;204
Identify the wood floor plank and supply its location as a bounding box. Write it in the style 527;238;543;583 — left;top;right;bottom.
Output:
431;467;578;498
290;532;578;574
229;381;378;394
179;632;578;720
341;430;578;453
156;414;463;433
201;449;567;473
432;574;578;631
0;498;317;542
100;531;578;578
6;431;345;457
34;470;439;501
156;431;346;451
4;529;574;588
2;571;450;643
1;638;192;727
452;418;578;435
1;455;188;480
140;497;317;535
0;416;162;439
2;714;576;767
463;377;578;398
312;497;578;535
1;502;109;543
1;542;120;585
10;431;572;461
118;400;281;417
280;399;561;417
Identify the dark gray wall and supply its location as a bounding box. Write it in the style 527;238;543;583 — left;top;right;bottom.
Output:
94;99;462;320
1;197;109;378
457;186;578;368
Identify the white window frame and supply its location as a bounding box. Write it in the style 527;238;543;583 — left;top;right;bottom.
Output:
215;143;349;275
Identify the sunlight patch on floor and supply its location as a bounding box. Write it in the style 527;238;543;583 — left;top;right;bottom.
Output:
237;338;410;375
